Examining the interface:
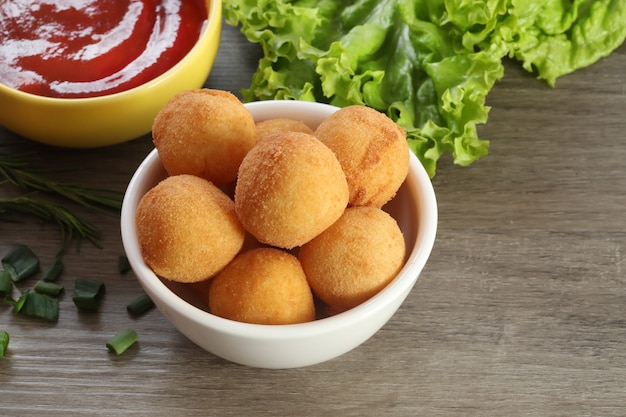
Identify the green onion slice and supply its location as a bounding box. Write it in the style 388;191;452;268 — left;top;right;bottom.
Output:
72;278;105;311
118;255;132;274
6;291;28;313
34;280;64;297
126;293;155;316
0;331;9;358
0;270;12;297
43;260;64;282
106;328;138;355
19;290;59;322
2;245;40;282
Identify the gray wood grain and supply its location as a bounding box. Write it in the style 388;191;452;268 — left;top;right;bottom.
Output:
1;21;625;417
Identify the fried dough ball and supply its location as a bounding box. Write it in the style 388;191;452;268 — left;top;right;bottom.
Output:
255;118;314;141
299;206;406;313
235;132;349;249
208;248;316;325
314;105;409;208
136;174;245;283
152;89;257;186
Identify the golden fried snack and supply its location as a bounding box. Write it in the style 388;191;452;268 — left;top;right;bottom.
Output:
314;105;409;208
136;174;245;283
255;118;314;141
152;89;257;186
234;132;349;249
299;206;406;313
208;248;316;325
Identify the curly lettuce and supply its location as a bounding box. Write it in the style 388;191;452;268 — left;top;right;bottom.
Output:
223;0;626;176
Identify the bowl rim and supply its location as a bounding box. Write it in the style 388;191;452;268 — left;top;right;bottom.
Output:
0;0;221;104
121;100;438;340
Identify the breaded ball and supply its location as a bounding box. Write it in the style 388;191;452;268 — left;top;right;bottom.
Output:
208;248;316;325
314;105;409;208
136;174;245;283
152;89;257;186
299;206;406;313
235;132;349;249
255;118;314;141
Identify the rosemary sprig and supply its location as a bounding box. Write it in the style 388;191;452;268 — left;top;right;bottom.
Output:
0;149;124;255
0;151;122;214
0;195;101;257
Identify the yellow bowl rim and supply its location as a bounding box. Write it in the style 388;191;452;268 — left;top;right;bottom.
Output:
0;0;222;105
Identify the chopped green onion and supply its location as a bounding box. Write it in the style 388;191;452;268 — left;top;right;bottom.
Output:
43;260;64;282
0;270;12;297
106;328;138;355
118;255;131;274
1;245;39;282
72;278;105;311
6;291;28;312
0;331;9;358
19;290;59;322
126;293;155;316
34;280;64;297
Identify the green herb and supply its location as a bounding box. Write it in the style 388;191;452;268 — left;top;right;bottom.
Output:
106;328;138;355
1;245;39;282
43;259;64;282
19;290;59;322
127;293;155;316
0;151;123;254
118;255;132;274
0;196;101;256
0;270;12;297
0;151;122;213
224;0;626;176
34;280;64;297
0;331;9;357
5;291;28;312
72;278;105;311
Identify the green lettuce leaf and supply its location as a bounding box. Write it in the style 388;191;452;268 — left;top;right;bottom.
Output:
224;0;626;177
477;0;626;87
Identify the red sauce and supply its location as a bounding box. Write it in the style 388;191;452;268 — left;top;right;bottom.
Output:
0;0;207;98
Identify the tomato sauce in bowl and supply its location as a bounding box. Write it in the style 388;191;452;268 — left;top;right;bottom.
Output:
0;0;207;99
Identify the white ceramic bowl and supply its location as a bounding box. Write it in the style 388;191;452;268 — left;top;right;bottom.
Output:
120;100;438;368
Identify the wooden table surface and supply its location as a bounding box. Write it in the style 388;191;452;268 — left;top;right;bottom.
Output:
1;22;626;417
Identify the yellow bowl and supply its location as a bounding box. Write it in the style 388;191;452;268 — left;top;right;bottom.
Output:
0;0;221;148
